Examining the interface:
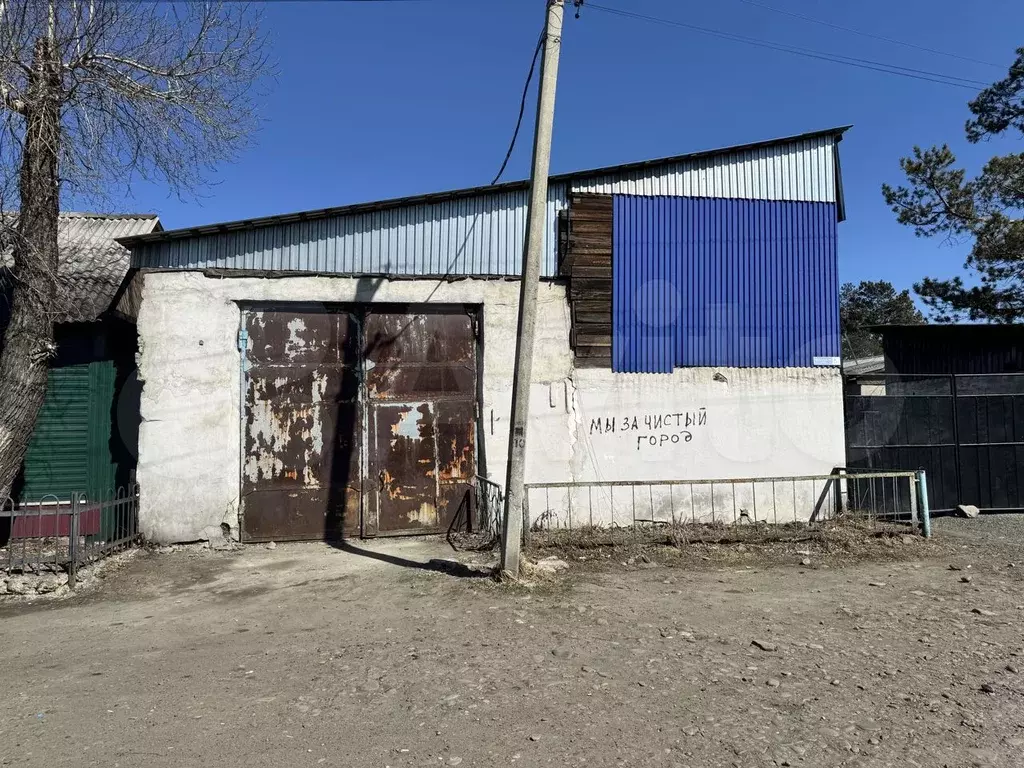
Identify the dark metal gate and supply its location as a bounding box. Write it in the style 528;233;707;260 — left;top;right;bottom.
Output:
240;308;362;542
364;311;477;535
239;305;478;542
845;373;1024;512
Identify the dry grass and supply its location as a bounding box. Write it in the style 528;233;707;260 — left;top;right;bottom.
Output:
524;520;943;572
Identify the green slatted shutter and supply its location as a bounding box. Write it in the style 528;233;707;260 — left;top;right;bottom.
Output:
19;361;116;501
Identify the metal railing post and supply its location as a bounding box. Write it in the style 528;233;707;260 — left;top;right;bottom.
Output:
68;495;80;590
909;474;919;526
916;469;931;538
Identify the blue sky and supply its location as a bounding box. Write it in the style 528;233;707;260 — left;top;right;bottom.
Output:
102;0;1023;297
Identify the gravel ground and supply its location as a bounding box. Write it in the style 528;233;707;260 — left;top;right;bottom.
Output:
0;520;1022;768
932;513;1024;557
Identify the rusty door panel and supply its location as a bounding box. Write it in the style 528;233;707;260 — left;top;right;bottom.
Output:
364;313;475;364
372;403;439;533
365;363;476;401
435;400;475;482
242;489;335;541
435;400;476;530
241;309;361;542
246;310;348;365
365;310;477;536
243;398;320;490
320;405;362;538
241;307;478;541
249;366;359;405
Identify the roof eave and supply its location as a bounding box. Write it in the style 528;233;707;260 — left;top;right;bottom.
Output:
120;125;852;246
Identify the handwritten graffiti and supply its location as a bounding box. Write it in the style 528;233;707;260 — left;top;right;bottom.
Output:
589;409;707;435
636;431;692;449
588;408;708;450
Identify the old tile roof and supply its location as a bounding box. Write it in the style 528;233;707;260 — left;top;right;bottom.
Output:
1;212;160;323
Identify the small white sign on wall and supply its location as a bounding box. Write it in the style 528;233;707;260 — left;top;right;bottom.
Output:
812;356;841;367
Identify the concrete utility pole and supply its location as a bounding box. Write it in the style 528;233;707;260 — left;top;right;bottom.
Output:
501;0;565;577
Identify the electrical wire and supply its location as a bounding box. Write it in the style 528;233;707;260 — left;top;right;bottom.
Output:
735;0;1003;68
586;3;988;90
491;29;545;185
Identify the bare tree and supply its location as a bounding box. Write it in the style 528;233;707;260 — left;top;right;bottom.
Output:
0;1;268;498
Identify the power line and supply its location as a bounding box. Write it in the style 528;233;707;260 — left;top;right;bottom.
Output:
735;0;1003;69
491;28;545;186
588;3;988;88
586;3;988;90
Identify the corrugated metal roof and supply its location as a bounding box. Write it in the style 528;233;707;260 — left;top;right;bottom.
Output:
1;212;161;322
126;126;849;278
880;324;1024;375
612;195;840;372
573;137;837;203
842;355;885;375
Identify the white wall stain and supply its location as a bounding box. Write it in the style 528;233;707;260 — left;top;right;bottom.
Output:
284;317;307;357
407;501;438;527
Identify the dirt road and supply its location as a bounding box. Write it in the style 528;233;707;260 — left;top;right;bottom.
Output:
1;520;1023;768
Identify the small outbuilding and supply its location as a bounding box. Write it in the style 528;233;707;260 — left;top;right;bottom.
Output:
880;324;1023;375
1;213;161;502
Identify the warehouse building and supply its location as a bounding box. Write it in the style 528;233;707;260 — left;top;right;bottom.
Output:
123;127;849;543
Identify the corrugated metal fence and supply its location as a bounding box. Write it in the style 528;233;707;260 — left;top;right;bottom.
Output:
845;373;1024;512
612;195;839;372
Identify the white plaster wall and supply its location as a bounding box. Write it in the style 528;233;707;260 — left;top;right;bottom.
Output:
526;367;846;529
135;271;573;543
136;271;844;542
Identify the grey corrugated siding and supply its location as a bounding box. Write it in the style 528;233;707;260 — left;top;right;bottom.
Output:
572;136;836;202
136;184;571;278
131;134;838;278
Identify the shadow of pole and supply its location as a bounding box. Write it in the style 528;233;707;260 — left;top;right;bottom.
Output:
324;275;386;546
332;539;492;578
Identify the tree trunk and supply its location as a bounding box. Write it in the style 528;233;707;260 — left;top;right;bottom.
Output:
0;37;62;501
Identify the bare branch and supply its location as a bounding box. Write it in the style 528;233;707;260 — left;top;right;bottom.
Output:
0;79;24;113
0;0;271;495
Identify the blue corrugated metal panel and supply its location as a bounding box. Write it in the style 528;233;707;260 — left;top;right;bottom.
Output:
612;196;839;372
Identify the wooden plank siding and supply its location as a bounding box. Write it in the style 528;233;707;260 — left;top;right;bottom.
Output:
560;194;613;368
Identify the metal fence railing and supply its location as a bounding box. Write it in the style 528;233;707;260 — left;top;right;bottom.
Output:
522;469;931;540
1;484;141;589
474;475;505;541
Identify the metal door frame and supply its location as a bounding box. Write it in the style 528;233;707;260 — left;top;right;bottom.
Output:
236;301;483;540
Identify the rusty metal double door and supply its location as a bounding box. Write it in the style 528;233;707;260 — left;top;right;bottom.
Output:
240;306;477;541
